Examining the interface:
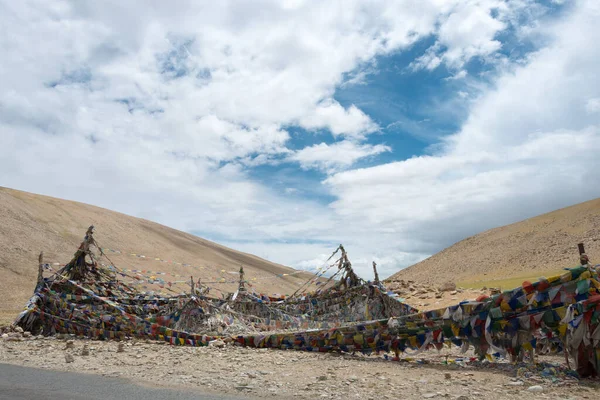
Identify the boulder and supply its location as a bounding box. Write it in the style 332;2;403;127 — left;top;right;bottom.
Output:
439;282;456;292
209;339;226;348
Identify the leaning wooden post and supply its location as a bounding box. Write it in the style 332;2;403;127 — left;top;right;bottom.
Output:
37;252;44;285
578;243;586;255
190;275;195;294
372;261;380;284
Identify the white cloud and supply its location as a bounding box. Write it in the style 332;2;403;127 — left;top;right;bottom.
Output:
290;141;390;172
325;0;600;258
298;99;379;138
411;0;548;71
0;0;595;281
586;98;600;114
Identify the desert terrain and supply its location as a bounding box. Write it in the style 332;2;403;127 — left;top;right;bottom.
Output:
389;198;600;289
2;188;600;399
0;336;592;400
0;187;320;325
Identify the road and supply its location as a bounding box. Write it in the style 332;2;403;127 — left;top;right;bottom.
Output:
0;363;250;400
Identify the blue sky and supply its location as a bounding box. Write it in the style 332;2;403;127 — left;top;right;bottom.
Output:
1;0;600;278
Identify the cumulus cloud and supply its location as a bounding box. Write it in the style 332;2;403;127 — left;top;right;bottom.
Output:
290;141;390;172
411;0;548;71
298;100;379;138
326;0;600;257
1;0;596;281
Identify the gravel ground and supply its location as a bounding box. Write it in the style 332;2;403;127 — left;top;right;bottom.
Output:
2;337;599;400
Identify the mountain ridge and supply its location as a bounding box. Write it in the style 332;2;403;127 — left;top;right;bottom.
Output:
0;186;319;323
388;197;600;287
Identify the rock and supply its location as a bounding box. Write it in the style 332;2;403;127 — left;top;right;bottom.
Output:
317;375;328;381
65;340;75;349
15;326;23;333
422;393;437;398
527;385;543;392
117;342;125;353
439;282;456;292
450;290;458;295
22;331;32;338
81;344;90;356
444;373;451;380
65;354;74;363
1;333;8;339
209;339;226;348
507;381;524;386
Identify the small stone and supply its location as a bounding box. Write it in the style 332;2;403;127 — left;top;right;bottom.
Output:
439;282;456;292
209;339;226;348
317;375;328;381
527;385;543;392
65;340;75;349
15;326;24;333
65;354;74;363
507;381;524;386
81;344;90;356
444;373;451;380
23;331;32;338
422;393;437;398
117;342;125;353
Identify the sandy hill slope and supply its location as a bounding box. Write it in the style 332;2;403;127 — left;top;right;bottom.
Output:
0;187;320;323
388;198;600;288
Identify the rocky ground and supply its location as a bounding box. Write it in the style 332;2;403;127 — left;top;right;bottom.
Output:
2;328;599;400
384;279;490;311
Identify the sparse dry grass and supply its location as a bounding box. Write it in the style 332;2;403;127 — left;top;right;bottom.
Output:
458;268;567;291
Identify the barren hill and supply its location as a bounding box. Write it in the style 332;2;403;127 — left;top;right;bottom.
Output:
0;187;319;324
388;198;600;288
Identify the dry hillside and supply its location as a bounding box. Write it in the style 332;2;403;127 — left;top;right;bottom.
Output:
0;187;320;324
388;198;600;288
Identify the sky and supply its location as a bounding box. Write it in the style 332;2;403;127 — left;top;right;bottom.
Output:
1;0;599;279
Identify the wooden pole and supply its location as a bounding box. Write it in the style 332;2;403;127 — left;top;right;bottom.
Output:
37;252;44;285
578;243;586;255
372;261;380;284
